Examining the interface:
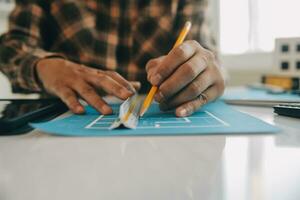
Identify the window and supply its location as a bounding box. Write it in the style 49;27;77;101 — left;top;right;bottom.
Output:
220;0;300;54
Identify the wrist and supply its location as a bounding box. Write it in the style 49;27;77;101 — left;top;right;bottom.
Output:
34;57;65;90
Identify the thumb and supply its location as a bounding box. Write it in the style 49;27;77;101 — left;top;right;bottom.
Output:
145;56;166;80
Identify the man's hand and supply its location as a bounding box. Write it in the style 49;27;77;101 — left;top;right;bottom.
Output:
36;58;139;114
146;40;225;117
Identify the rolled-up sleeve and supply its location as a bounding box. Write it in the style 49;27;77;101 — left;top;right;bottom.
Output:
0;1;62;93
133;0;217;73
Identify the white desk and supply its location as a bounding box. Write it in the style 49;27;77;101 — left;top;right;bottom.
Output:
1;96;300;200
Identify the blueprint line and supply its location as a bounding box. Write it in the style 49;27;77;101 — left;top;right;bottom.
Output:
204;111;230;127
85;115;104;129
85;111;228;130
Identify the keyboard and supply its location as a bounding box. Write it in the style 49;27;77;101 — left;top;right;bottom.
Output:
274;103;300;118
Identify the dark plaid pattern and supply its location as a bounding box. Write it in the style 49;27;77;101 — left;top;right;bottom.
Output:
0;0;215;93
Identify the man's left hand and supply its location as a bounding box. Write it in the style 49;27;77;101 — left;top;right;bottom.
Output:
146;40;225;117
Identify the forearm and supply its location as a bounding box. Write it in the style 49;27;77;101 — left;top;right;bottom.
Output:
0;35;63;93
0;1;62;93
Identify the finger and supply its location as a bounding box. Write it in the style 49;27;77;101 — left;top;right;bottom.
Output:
130;81;141;91
145;56;166;72
160;69;215;110
146;56;166;80
155;53;207;102
105;71;137;93
74;82;112;115
149;40;199;86
175;85;220;117
56;87;85;114
88;72;133;100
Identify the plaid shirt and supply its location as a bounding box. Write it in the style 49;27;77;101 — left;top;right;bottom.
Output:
0;0;215;93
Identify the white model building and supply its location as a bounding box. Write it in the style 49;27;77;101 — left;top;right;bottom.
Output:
274;37;300;76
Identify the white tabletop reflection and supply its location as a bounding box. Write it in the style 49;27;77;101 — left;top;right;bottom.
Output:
0;134;225;200
1;86;300;200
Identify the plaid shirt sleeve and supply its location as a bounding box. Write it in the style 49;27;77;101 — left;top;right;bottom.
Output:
132;0;217;79
175;0;216;52
0;0;216;93
0;1;63;93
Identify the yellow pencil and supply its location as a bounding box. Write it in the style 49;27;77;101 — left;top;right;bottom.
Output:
139;21;192;117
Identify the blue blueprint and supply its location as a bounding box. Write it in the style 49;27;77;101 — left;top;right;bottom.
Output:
32;101;279;136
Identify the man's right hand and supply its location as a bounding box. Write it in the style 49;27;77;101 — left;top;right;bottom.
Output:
36;58;139;115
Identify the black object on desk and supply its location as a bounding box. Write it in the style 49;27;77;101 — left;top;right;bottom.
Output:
0;99;68;135
274;103;300;118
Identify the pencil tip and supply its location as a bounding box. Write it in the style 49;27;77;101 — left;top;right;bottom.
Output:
139;108;146;117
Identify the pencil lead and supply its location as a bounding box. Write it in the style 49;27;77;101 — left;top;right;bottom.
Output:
139;108;146;117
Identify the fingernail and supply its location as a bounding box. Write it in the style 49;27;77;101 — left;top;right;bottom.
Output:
102;106;112;115
128;86;136;93
151;74;162;85
178;108;188;117
76;106;84;114
128;88;135;95
130;89;136;94
155;91;165;102
121;89;132;98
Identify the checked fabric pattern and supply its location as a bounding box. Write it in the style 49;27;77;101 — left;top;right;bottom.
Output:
0;0;215;93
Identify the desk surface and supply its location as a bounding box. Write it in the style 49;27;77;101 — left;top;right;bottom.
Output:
1;102;300;200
